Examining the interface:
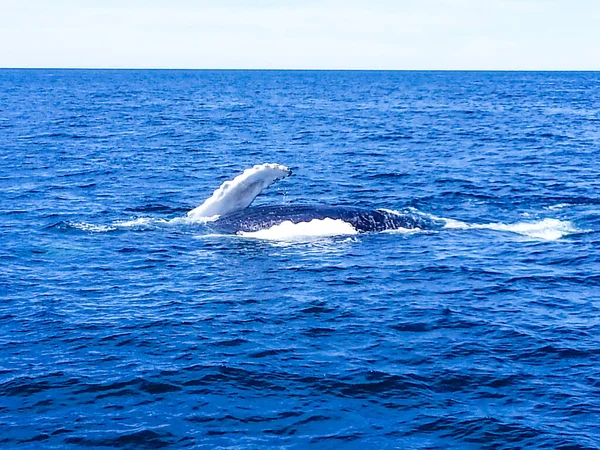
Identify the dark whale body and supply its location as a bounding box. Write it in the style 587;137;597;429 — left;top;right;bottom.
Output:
211;205;442;234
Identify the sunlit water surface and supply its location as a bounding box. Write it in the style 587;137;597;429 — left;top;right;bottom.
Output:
1;70;599;449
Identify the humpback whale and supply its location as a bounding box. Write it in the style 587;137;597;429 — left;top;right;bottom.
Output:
210;205;437;234
187;163;441;236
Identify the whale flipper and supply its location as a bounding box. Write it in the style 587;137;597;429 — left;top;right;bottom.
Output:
187;163;292;220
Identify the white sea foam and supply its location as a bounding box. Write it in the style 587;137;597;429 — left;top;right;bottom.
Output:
381;227;424;235
441;217;578;241
475;218;577;241
113;217;169;228
67;222;117;233
70;217;178;232
546;203;571;211
440;218;471;230
377;208;403;216
114;216;223;229
187;163;291;221
112;216;218;229
239;218;358;240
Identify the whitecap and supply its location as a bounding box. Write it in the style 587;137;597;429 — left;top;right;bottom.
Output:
546;203;571;211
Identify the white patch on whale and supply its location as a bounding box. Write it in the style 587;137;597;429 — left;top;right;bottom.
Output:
238;218;358;240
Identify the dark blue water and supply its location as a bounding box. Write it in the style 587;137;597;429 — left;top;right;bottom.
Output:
1;70;599;449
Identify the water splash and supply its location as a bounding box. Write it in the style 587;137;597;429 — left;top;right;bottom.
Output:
442;217;580;241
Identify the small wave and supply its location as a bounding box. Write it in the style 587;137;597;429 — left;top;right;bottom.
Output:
61;222;117;233
114;216;209;229
442;217;580;241
545;203;571;211
381;227;424;235
377;208;402;216
239;218;358;241
366;173;409;179
113;218;170;229
57;217;184;233
124;204;191;214
477;219;579;241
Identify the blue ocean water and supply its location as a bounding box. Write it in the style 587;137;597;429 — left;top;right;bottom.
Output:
1;69;599;449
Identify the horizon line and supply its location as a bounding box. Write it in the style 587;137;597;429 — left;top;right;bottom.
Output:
1;67;600;72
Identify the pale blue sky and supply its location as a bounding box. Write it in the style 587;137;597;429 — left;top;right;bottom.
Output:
1;0;599;69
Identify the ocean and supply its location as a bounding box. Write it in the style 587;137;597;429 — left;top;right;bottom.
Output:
0;69;599;449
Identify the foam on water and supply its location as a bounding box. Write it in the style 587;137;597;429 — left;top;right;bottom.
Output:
65;222;117;233
442;217;579;241
66;217;174;232
381;227;425;235
238;218;358;240
114;217;170;228
546;203;571;210
374;209;580;240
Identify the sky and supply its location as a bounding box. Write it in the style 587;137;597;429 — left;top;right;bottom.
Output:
1;0;599;70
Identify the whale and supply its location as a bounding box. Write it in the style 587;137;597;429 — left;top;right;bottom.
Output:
210;204;438;234
187;163;442;235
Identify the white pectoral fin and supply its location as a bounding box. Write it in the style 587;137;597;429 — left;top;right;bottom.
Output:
187;163;292;221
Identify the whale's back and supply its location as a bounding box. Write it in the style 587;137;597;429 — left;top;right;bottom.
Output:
211;205;438;234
